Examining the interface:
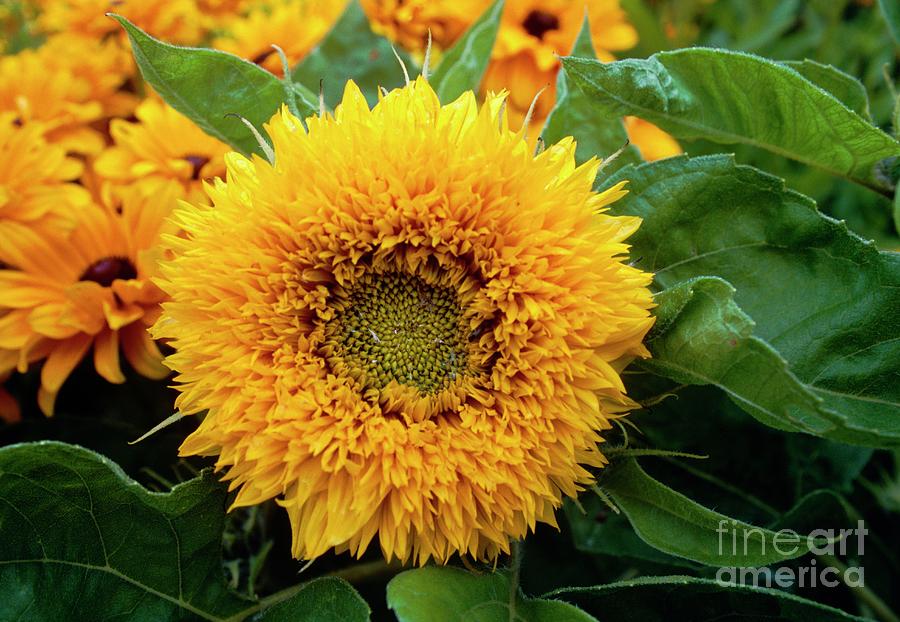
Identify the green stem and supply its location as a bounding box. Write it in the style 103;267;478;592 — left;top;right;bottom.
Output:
820;555;900;622
508;540;523;622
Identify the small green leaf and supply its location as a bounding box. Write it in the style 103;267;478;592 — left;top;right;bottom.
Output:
541;17;640;170
256;577;370;622
599;459;815;566
562;49;900;193
387;566;597;622
113;15;317;156
547;576;869;621
0;441;255;620
565;496;698;568
292;1;413;107
429;0;504;104
603;155;900;448
781;59;871;119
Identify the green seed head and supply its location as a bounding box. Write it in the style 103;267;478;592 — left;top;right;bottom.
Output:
330;271;470;395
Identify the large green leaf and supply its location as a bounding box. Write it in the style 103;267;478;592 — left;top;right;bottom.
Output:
599;459;815;566
541;17;640;170
645;277;832;436
780;60;870;119
114;15;317;156
0;441;252;620
604;155;900;448
562;49;900;193
429;0;504;104
292;1;413;107
387;566;597;622
547;577;869;621
256;578;369;622
0;442;367;621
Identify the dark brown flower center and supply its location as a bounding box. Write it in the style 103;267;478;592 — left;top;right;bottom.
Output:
183;154;210;180
523;10;560;40
79;256;137;287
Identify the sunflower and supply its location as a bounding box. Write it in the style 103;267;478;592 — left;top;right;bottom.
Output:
0;113;91;245
93;98;230;203
36;0;206;44
153;77;655;565
0;46;106;154
40;33;139;120
360;0;484;51
212;0;346;77
0;184;179;415
362;0;680;157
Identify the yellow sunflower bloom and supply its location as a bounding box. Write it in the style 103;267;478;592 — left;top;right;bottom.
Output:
36;0;206;44
361;0;484;51
0;113;91;245
212;0;346;76
0;47;106;154
0;184;180;415
363;0;680;157
93;98;230;203
153;77;655;565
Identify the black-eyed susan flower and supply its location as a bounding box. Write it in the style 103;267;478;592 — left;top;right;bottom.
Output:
212;0;345;76
93;98;229;203
153;77;655;565
0;183;180;415
0;113;90;246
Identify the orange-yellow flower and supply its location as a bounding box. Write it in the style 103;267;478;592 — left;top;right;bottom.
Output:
36;0;207;44
0;47;106;154
0;113;91;245
93;98;230;203
213;0;346;76
623;116;683;161
361;0;484;51
362;0;680;158
0;184;179;415
153;78;654;565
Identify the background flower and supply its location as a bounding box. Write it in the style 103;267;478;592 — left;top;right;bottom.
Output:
0;184;179;415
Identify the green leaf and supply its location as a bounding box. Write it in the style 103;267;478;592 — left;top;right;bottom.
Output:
0;441;253;620
646;277;832;436
547;576;869;621
113;15;317;156
292;1;413;108
564;496;698;568
0;441;369;622
599;459;815;566
541;17;640;170
894;185;900;236
604;155;900;448
429;0;504;104
620;0;672;57
781;59;871;119
562;49;900;193
387;566;597;622
256;578;370;622
879;0;900;46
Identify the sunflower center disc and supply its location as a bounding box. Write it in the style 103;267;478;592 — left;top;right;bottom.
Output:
332;272;469;395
